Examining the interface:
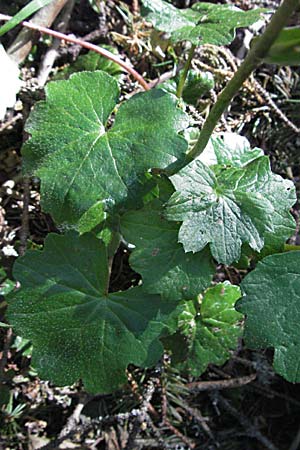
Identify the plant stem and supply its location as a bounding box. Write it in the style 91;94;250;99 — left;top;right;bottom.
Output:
176;44;196;98
0;13;150;91
185;0;299;165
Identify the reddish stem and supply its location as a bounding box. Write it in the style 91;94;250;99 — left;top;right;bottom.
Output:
0;13;150;91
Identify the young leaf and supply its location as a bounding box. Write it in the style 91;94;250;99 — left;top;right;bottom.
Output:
183;132;264;168
209;133;264;168
7;232;181;393
176;282;243;375
158;70;214;106
141;0;265;46
22;71;188;225
166;155;296;265
237;251;300;383
182;70;214;106
121;200;215;300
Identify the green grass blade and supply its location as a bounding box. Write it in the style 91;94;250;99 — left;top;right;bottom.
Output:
0;0;54;37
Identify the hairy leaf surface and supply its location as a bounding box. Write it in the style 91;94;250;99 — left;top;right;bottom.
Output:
176;282;242;375
166;156;296;265
121;200;215;300
238;251;300;382
141;0;264;46
7;232;180;393
22;71;188;224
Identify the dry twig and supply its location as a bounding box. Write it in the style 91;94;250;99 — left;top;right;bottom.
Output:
187;373;257;391
37;0;75;86
0;13;149;91
215;393;279;450
7;0;69;64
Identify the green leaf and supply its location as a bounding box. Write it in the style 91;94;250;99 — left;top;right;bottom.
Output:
237;251;300;383
183;132;264;168
78;201;107;234
141;0;265;46
263;27;300;66
166;154;296;265
0;0;54;37
121;200;215;301
209;133;264;168
7;232;180;393
182;70;214;106
176;282;242;375
22;71;188;225
158;70;214;106
54;48;124;80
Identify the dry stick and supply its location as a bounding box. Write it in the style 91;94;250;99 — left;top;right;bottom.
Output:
289;425;300;450
19;176;30;257
37;0;75;86
0;113;22;132
58;392;90;440
132;0;140;16
215;393;279;450
143;413;168;449
195;58;299;131
163;418;196;449
7;0;69;64
187;373;257;391
181;0;300;170
177;400;216;444
161;380;168;423
125;379;157;450
252;76;300;133
203;44;300;133
0;14;150;91
41;406;145;449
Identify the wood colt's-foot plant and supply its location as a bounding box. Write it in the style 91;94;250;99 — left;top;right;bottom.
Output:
5;0;300;393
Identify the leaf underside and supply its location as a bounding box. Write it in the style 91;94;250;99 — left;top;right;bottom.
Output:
238;251;300;383
141;0;265;46
22;71;188;225
7;232;180;393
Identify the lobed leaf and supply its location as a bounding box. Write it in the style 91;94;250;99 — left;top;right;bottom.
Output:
7;232;181;393
141;0;265;46
175;282;243;375
237;251;300;382
22;71;188;225
166;151;296;265
121;200;215;300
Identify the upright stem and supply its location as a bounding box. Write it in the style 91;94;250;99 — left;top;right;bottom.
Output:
176;44;196;98
185;0;299;164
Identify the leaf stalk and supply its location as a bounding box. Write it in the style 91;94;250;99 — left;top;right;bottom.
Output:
0;13;150;91
176;44;196;98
